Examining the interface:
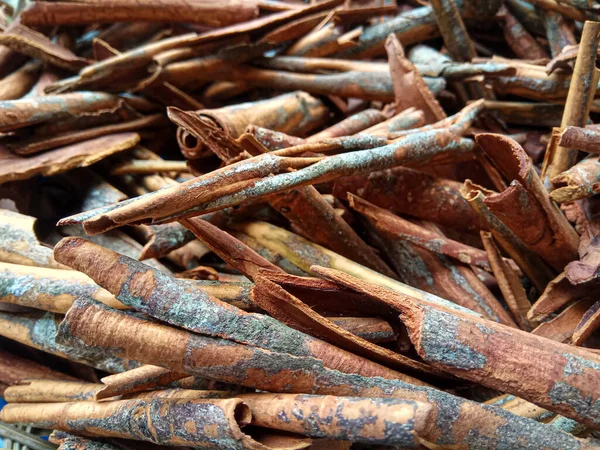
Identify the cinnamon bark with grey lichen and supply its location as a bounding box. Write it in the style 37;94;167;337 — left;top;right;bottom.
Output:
57;297;590;450
307;109;386;141
359;108;426;136
0;209;66;269
551;156;600;203
558;126;600;154
0;262;124;313
251;274;441;379
1;397;266;449
53;237;418;382
0;309;139;373
59;129;475;235
4;380;103;403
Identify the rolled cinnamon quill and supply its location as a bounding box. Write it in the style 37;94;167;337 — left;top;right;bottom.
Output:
57;297;591;449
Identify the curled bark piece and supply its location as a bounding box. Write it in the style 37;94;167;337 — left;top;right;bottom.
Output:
7;114;166;156
139;222;196;260
50;431;122;450
237;221;480;316
480;231;533;330
532;298;596;342
0;92;123;132
4;380;103;403
572;301;600;345
53;237;413;381
240;393;432;446
1;397;275;449
251;274;440;379
60;129;474;234
385;35;445;124
529;272;600;322
477;133;579;271
460;180;555;292
111;160;189;175
500;7;550;59
0;132;141;184
395;289;600;427
0;262;124;313
545;21;600;179
0;22;89;71
0;209;65;269
0;349;77;394
174;91;328;159
21;0;259;27
559;126;600;154
58;296;590;449
0;61;42;101
359;108;426;136
484;100;565;127
551;156;600;203
0;309;139;373
334;166;485;234
348;196;516;325
96;365;189;400
327;317;395;344
349;194;491;270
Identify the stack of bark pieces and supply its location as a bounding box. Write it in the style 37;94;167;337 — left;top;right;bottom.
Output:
1;0;600;448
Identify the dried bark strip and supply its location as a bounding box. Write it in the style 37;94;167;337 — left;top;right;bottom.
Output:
532;298;596;342
239;393;432;446
477;133;579;271
54;237;416;382
1;398;270;449
0;22;89;71
327;317;395;344
21;0;259;27
500;7;549;59
0;92;123;132
559;126;600;154
0;209;66;268
349;194;491;270
4;380;103;403
57;297;590;450
306;109;386;141
0;309;139;373
62;129;474;234
0;261;124;313
7;114;166;156
96;365;189;400
551;156;600;203
251;274;441;379
237;221;481;317
480;231;533;330
545;21;600;179
572;301;600;345
460;180;555;292
334;166;485;234
0;132;141;184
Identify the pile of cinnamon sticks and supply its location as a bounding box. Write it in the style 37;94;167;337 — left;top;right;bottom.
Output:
1;0;600;448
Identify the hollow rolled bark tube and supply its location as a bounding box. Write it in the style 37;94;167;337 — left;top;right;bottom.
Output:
239;394;431;446
53;237;417;382
545;21;600;179
59;296;591;449
550;156;600;203
393;288;600;428
333;166;485;234
4;380;103;403
61;129;475;235
0;209;66;268
0;262;124;314
0;61;42;101
176;91;328;158
20;0;259;27
476;133;579;271
0;310;139;373
0;398;265;449
0;92;123;132
559;126;600;154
